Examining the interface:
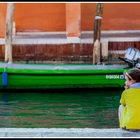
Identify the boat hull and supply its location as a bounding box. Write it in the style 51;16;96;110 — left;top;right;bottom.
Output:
0;63;126;89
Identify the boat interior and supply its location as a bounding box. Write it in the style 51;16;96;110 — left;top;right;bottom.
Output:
119;47;140;68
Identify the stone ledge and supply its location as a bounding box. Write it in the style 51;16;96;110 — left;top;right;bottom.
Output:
0;128;140;138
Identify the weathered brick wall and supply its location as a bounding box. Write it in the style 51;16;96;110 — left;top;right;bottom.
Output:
108;41;140;51
0;44;93;64
0;42;140;64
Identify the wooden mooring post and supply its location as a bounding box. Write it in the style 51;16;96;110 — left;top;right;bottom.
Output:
5;3;14;63
93;3;104;64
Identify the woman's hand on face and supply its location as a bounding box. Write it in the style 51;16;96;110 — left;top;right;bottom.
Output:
124;79;131;89
124;85;129;89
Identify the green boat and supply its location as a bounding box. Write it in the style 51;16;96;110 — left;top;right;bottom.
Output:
0;62;127;89
4;46;140;89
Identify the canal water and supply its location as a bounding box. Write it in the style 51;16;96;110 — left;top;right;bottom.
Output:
0;89;123;128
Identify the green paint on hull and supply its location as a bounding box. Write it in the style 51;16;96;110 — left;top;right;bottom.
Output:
0;63;127;89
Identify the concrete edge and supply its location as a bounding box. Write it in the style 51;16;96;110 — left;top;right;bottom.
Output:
0;128;140;138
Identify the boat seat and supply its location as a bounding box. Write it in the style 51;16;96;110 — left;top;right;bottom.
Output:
118;47;140;68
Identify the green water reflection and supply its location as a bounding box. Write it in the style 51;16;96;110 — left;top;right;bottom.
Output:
0;89;123;128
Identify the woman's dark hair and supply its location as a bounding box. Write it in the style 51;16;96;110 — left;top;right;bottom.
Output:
127;68;140;82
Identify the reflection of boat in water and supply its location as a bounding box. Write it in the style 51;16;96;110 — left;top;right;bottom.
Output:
0;47;140;89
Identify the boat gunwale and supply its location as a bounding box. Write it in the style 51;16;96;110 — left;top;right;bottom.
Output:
0;63;128;74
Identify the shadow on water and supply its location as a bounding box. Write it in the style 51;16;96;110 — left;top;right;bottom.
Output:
0;88;123;128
